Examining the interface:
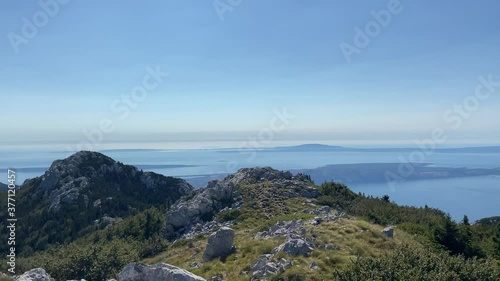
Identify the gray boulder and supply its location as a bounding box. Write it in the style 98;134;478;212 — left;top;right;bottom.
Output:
189;262;203;269
203;227;235;261
309;217;324;226
94;216;123;229
254;220;306;239
179;220;234;241
303;206;331;216
383;226;395;238
272;235;314;256
14;268;54;281
298;187;320;198
309;262;319;270
251;256;293;279
119;263;205;281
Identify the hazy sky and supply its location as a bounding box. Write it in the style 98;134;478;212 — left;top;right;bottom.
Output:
1;0;499;150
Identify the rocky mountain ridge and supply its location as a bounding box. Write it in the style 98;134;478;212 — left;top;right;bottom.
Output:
22;151;192;212
165;167;317;240
0;151;193;255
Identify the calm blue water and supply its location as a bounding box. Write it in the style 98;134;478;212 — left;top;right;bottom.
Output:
1;149;499;221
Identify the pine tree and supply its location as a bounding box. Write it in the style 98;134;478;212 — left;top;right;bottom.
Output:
434;217;465;255
144;211;153;239
494;224;500;258
462;215;470;226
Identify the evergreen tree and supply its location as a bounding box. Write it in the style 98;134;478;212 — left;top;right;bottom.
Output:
462;215;470;226
144;211;153;239
434;217;465;255
494;224;500;258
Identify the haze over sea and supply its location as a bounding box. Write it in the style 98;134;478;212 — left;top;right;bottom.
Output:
1;143;499;222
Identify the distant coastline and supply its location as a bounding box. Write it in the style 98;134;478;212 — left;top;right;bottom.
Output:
216;143;500;153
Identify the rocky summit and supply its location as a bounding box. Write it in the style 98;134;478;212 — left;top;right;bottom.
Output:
0;151;193;255
23;151;192;212
165;167;318;240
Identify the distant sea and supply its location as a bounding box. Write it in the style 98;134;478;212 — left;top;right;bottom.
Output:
1;146;499;221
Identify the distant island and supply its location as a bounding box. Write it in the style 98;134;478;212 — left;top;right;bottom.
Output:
216;143;500;153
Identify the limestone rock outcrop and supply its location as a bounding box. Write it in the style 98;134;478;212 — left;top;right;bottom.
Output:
202;227;235;262
14;268;54;281
119;263;206;281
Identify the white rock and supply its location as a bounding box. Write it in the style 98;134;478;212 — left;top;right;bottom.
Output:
383;226;395;238
119;263;205;281
14;268;54;281
202;227;235;261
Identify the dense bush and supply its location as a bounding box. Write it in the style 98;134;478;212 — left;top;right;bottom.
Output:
18;240;139;281
317;181;500;259
217;209;242;222
333;244;500;281
432;216;484;258
495;227;500;258
7;207;167;280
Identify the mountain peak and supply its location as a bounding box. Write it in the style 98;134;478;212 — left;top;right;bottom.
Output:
24;151;193;212
48;150;115;172
165;167;316;240
11;152;193;253
224;166;301;185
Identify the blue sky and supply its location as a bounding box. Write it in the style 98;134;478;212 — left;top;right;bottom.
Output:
1;0;499;150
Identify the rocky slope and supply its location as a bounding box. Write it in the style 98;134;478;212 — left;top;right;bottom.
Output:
0;151;193;254
156;167;365;280
165;167;318;240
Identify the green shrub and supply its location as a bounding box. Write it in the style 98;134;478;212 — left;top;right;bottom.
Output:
316;181;496;259
19;240;139;281
257;244;274;255
217;209;242;222
333;244;500;281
